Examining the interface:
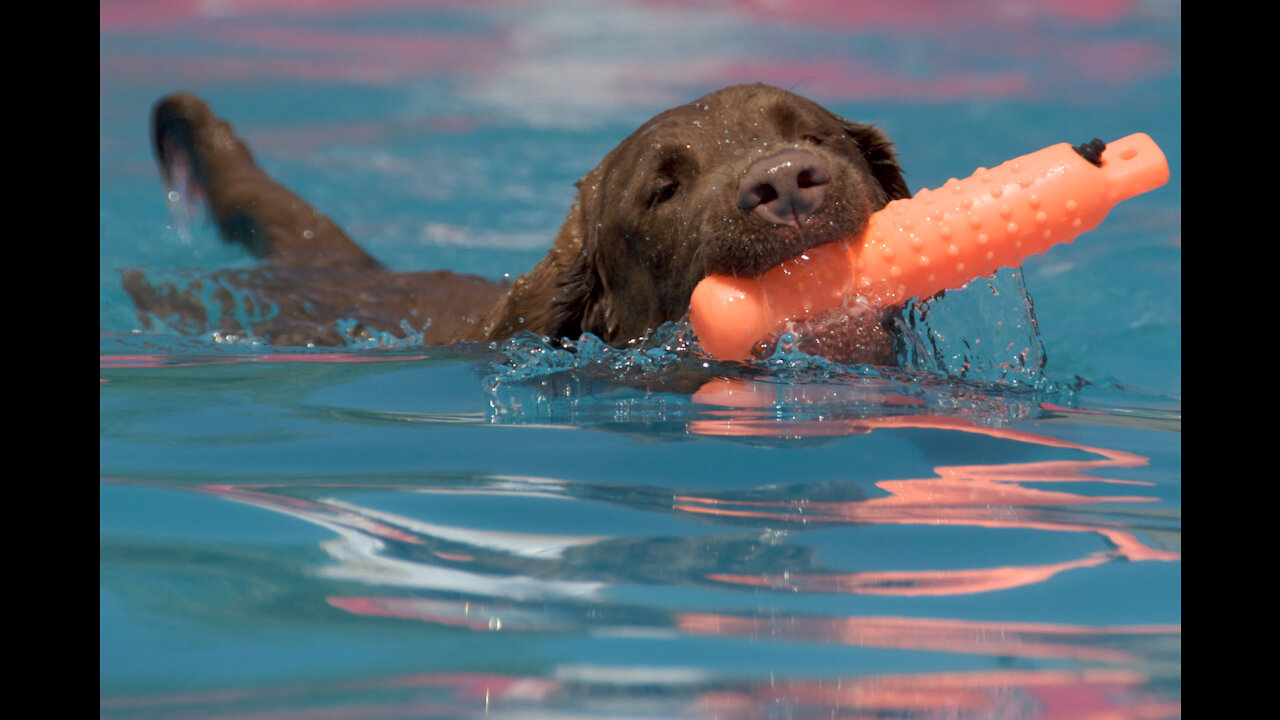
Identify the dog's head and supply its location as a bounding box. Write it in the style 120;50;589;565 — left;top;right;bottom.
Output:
484;84;910;361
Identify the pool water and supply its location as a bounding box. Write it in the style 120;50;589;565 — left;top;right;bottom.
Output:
100;2;1181;718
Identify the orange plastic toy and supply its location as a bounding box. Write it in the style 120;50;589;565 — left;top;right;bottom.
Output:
689;133;1170;361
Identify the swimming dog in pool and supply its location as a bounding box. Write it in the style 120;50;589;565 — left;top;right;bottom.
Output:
123;84;911;364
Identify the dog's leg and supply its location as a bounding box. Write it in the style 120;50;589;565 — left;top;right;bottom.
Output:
152;92;380;270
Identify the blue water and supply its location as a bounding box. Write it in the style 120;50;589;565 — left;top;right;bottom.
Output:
101;2;1180;717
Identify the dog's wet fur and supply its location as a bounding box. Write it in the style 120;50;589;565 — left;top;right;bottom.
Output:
124;84;911;364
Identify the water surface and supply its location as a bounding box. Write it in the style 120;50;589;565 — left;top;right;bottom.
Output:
101;2;1180;717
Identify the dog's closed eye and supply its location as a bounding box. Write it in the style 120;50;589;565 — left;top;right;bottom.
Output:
642;146;698;209
647;180;680;208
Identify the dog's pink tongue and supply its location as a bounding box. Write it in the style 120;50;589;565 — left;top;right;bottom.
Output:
690;133;1170;361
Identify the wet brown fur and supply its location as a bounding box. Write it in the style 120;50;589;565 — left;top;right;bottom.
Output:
125;84;909;362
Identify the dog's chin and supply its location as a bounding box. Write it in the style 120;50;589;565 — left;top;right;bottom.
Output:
749;301;897;367
699;215;895;366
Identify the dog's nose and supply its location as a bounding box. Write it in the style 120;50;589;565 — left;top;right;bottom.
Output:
737;150;831;228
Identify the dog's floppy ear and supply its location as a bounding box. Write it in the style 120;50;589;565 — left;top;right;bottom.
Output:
842;120;910;202
473;168;611;343
544;189;611;342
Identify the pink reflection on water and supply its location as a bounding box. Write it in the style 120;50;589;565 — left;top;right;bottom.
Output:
697;669;1178;720
328;593;1176;666
100;352;427;369
101;666;1179;719
677;612;1178;664
686;385;1178;596
712;60;1033;101
101;0;1170;103
100;0;510;31
705;0;1143;28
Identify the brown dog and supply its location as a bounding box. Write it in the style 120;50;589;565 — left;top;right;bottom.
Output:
124;84;910;363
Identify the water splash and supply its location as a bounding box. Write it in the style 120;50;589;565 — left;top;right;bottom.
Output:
485;269;1058;384
480;323;717;427
484;322;702;387
897;266;1055;390
122;267;442;351
125;260;1067;422
481;297;1069;432
331;318;439;350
